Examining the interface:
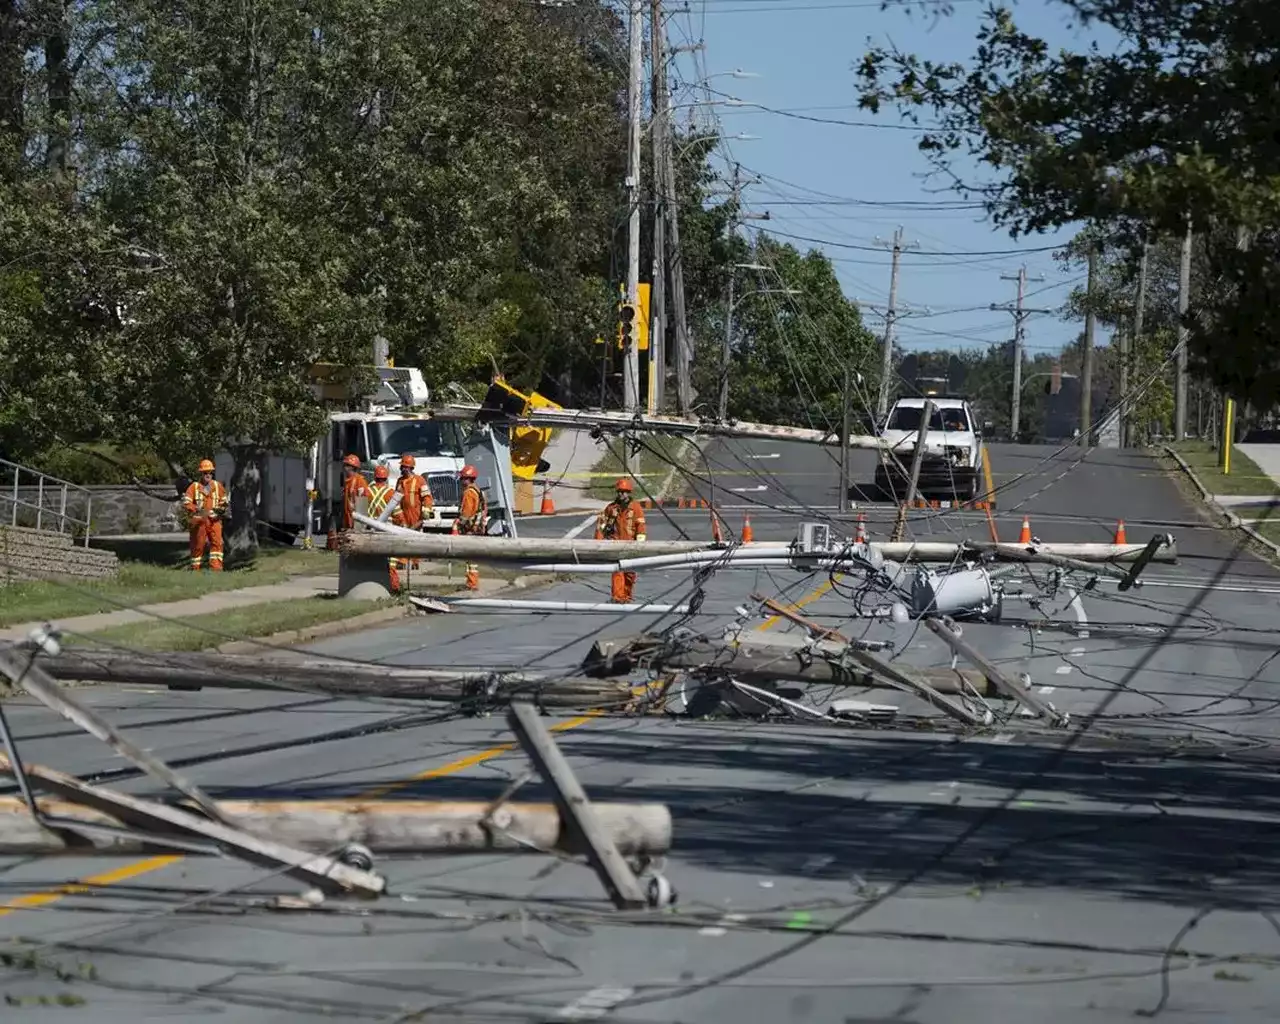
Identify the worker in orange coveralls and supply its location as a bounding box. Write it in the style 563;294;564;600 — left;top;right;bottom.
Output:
387;453;433;572
595;478;646;603
366;463;402;592
340;453;371;530
450;464;487;590
182;459;229;572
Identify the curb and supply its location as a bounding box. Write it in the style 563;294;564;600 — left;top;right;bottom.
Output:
1160;444;1280;561
214;604;413;654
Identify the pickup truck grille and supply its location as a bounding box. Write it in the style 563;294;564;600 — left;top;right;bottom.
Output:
425;472;460;507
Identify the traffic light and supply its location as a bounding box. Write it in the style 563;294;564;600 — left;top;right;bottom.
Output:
615;284;651;351
617;301;637;351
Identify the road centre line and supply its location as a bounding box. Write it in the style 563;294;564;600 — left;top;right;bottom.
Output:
0;712;601;919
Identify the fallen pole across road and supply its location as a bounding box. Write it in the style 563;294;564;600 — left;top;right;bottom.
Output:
342;527;1178;566
432;403;891;451
18;648;635;706
0;796;673;857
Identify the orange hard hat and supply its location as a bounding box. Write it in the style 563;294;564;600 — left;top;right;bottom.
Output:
373;464;389;480
198;459;215;473
343;454;361;468
399;454;416;468
460;464;478;480
615;478;633;493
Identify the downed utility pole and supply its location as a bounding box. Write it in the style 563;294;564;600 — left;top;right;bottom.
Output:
342;527;1179;566
432;403;891;452
26;648;634;708
0;644;676;907
588;629;998;727
0;792;672;858
925;617;1069;726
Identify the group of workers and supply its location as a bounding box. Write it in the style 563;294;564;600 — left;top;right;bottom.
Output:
340;453;487;592
183;460;645;605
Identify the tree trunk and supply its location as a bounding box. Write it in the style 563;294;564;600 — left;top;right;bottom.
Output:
43;0;71;186
0;1;22;157
227;445;263;563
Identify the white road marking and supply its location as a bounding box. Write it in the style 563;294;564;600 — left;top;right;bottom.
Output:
553;986;635;1020
1067;587;1090;638
562;513;596;540
1071;646;1086;655
1038;685;1056;694
746;452;781;459
1055;665;1073;675
730;485;769;493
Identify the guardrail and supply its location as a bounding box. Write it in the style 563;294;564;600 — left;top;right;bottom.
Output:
0;458;94;546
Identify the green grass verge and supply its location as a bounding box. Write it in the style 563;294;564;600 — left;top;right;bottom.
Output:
0;540;339;628
69;595;395;652
587;436;690;500
1165;440;1280;497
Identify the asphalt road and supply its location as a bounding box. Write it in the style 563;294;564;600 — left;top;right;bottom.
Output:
3;438;1280;1021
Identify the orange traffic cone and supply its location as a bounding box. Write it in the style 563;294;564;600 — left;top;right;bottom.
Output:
855;513;868;544
742;515;754;543
1017;516;1032;544
711;510;723;543
540;485;555;515
1113;519;1127;544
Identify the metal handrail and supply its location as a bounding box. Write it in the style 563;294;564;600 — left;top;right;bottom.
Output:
0;457;95;546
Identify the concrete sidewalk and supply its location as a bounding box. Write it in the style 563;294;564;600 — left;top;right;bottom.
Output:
0;570;514;643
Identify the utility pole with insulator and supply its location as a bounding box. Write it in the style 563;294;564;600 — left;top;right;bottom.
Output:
1175;220;1192;441
991;266;1049;440
1079;244;1098;446
718;164;767;421
648;0;666;415
622;0;644;412
1126;239;1149;449
875;227;918;420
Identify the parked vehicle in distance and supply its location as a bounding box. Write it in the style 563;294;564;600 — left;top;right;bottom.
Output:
872;396;984;503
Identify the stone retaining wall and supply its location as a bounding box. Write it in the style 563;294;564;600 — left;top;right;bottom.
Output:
0;484;184;538
0;526;120;582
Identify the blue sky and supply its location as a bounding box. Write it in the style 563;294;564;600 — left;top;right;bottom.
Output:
668;0;1108;360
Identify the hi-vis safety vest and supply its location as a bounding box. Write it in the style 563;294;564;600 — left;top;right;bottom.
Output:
454;483;488;535
367;482;395;519
183;480;228;521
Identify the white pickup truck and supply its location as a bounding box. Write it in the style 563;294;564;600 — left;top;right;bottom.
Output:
874;396;984;503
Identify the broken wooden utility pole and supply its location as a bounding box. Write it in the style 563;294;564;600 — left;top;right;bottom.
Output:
508;701;653;910
432;403;889;452
26;648;634;708
0;652;676;907
891;398;933;541
924;617;1069;726
0;792;672;858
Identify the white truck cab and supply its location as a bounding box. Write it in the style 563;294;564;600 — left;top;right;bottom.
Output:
875;396;984;503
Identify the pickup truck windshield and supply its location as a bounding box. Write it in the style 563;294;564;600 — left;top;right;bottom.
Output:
886;406;970;432
368;420;464;458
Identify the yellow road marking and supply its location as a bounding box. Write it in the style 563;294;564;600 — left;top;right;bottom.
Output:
757;578;839;633
0;855;183;919
0;713;603;918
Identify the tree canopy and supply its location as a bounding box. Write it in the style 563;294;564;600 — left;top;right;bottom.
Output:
856;0;1280;404
0;0;869;549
